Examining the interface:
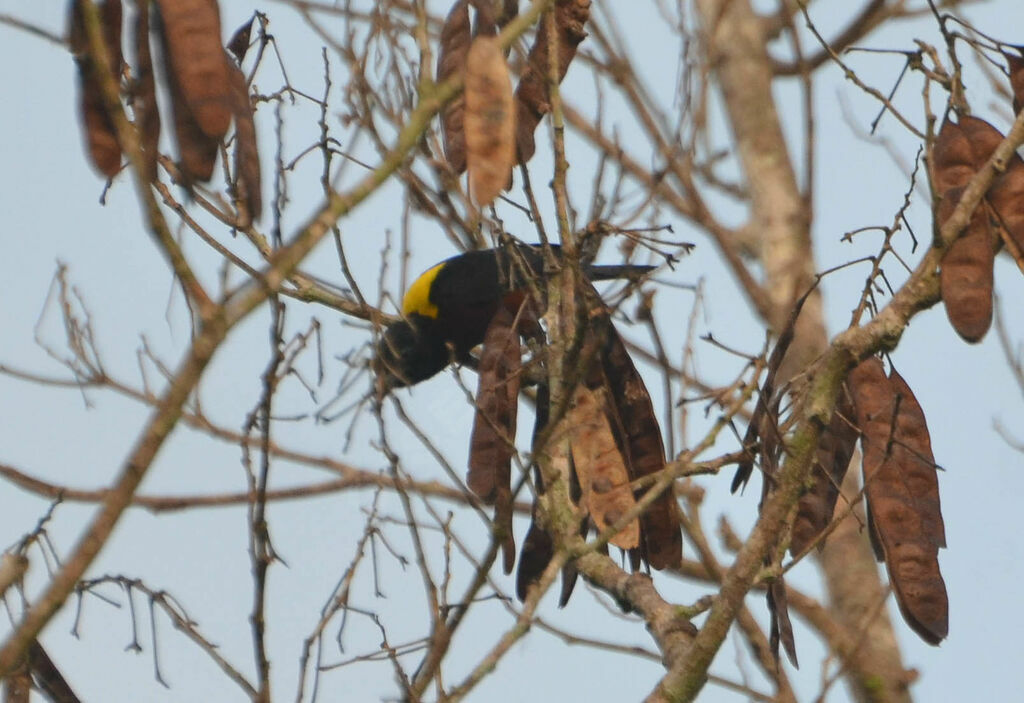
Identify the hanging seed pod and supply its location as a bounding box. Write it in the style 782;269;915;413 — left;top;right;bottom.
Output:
1006;49;1024;114
69;0;124;177
566;384;640;550
468;303;522;574
437;0;470;173
132;2;161;182
989;155;1024;257
154;0;232;139
790;392;858;556
850;358;948;645
514;0;591;163
226;57;262;223
937;186;996;342
464;36;516;207
599;319;682;570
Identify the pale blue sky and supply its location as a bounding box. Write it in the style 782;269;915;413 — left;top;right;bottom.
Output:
2;2;1023;701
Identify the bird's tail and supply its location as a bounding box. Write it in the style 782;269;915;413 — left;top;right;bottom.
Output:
584;263;656;281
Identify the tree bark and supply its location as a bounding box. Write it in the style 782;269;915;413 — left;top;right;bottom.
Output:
694;1;914;700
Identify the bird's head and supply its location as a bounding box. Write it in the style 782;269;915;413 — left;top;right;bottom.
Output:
373;316;452;393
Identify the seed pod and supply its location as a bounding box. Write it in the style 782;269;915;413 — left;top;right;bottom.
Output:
515;511;552;601
989;154;1024;256
1007;49;1024;114
959;115;1003;164
468;303;522;574
566;384;640;550
437;0;470;173
848;355;891;561
464;36;515;207
790;391;858;556
931;118;973;196
226;56;262;224
938;186;996;342
931;115;1003;196
227;16;255;64
599;317;682;571
154;5;219;184
850;358;948;645
768;576;798;668
154;0;232;139
69;0;124;177
514;0;591;163
133;2;161;183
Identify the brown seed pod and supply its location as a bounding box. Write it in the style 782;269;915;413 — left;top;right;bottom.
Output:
437;0;470;174
154;5;219;184
133;2;161;183
880;370;948;645
565;384;640;550
69;0;124;177
768;577;798;668
514;0;591;164
1004;48;1024;115
599;316;682;571
27;640;80;703
154;0;232;139
789;391;858;556
938;186;996;342
931;118;973;196
931;115;1004;196
515;510;553;601
959;115;1004;164
468;303;522;574
517;381;583;604
227;16;256;64
989;154;1024;258
464;36;516;207
848;355;891;561
226;57;262;224
850;358;948;645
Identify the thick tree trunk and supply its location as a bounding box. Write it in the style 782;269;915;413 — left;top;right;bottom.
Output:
694;1;914;700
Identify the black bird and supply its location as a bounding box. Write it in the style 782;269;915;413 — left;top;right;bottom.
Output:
374;244;653;390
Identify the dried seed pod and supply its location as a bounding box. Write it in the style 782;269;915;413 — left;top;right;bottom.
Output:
27;640;80;703
514;0;591;163
154;0;232;139
464;36;515;207
768;577;798;668
437;0;470;173
790;392;858;556
850;358;948;645
848;355;890;562
931;118;973;196
468;303;522;574
517;382;581;603
599;319;682;571
494;0;518;30
515;511;552;601
226;56;262;224
1006;49;1024;114
880;370;948;645
69;0;124;177
938;186;996;342
227;15;255;64
989;154;1024;256
154;5;219;184
133;2;161;183
959;115;1004;164
566;384;640;550
887;370;945;549
931;115;1004;197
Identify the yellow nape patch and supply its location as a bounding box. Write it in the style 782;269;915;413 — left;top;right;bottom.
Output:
402;261;445;318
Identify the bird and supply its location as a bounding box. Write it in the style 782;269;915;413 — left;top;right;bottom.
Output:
373;243;654;391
